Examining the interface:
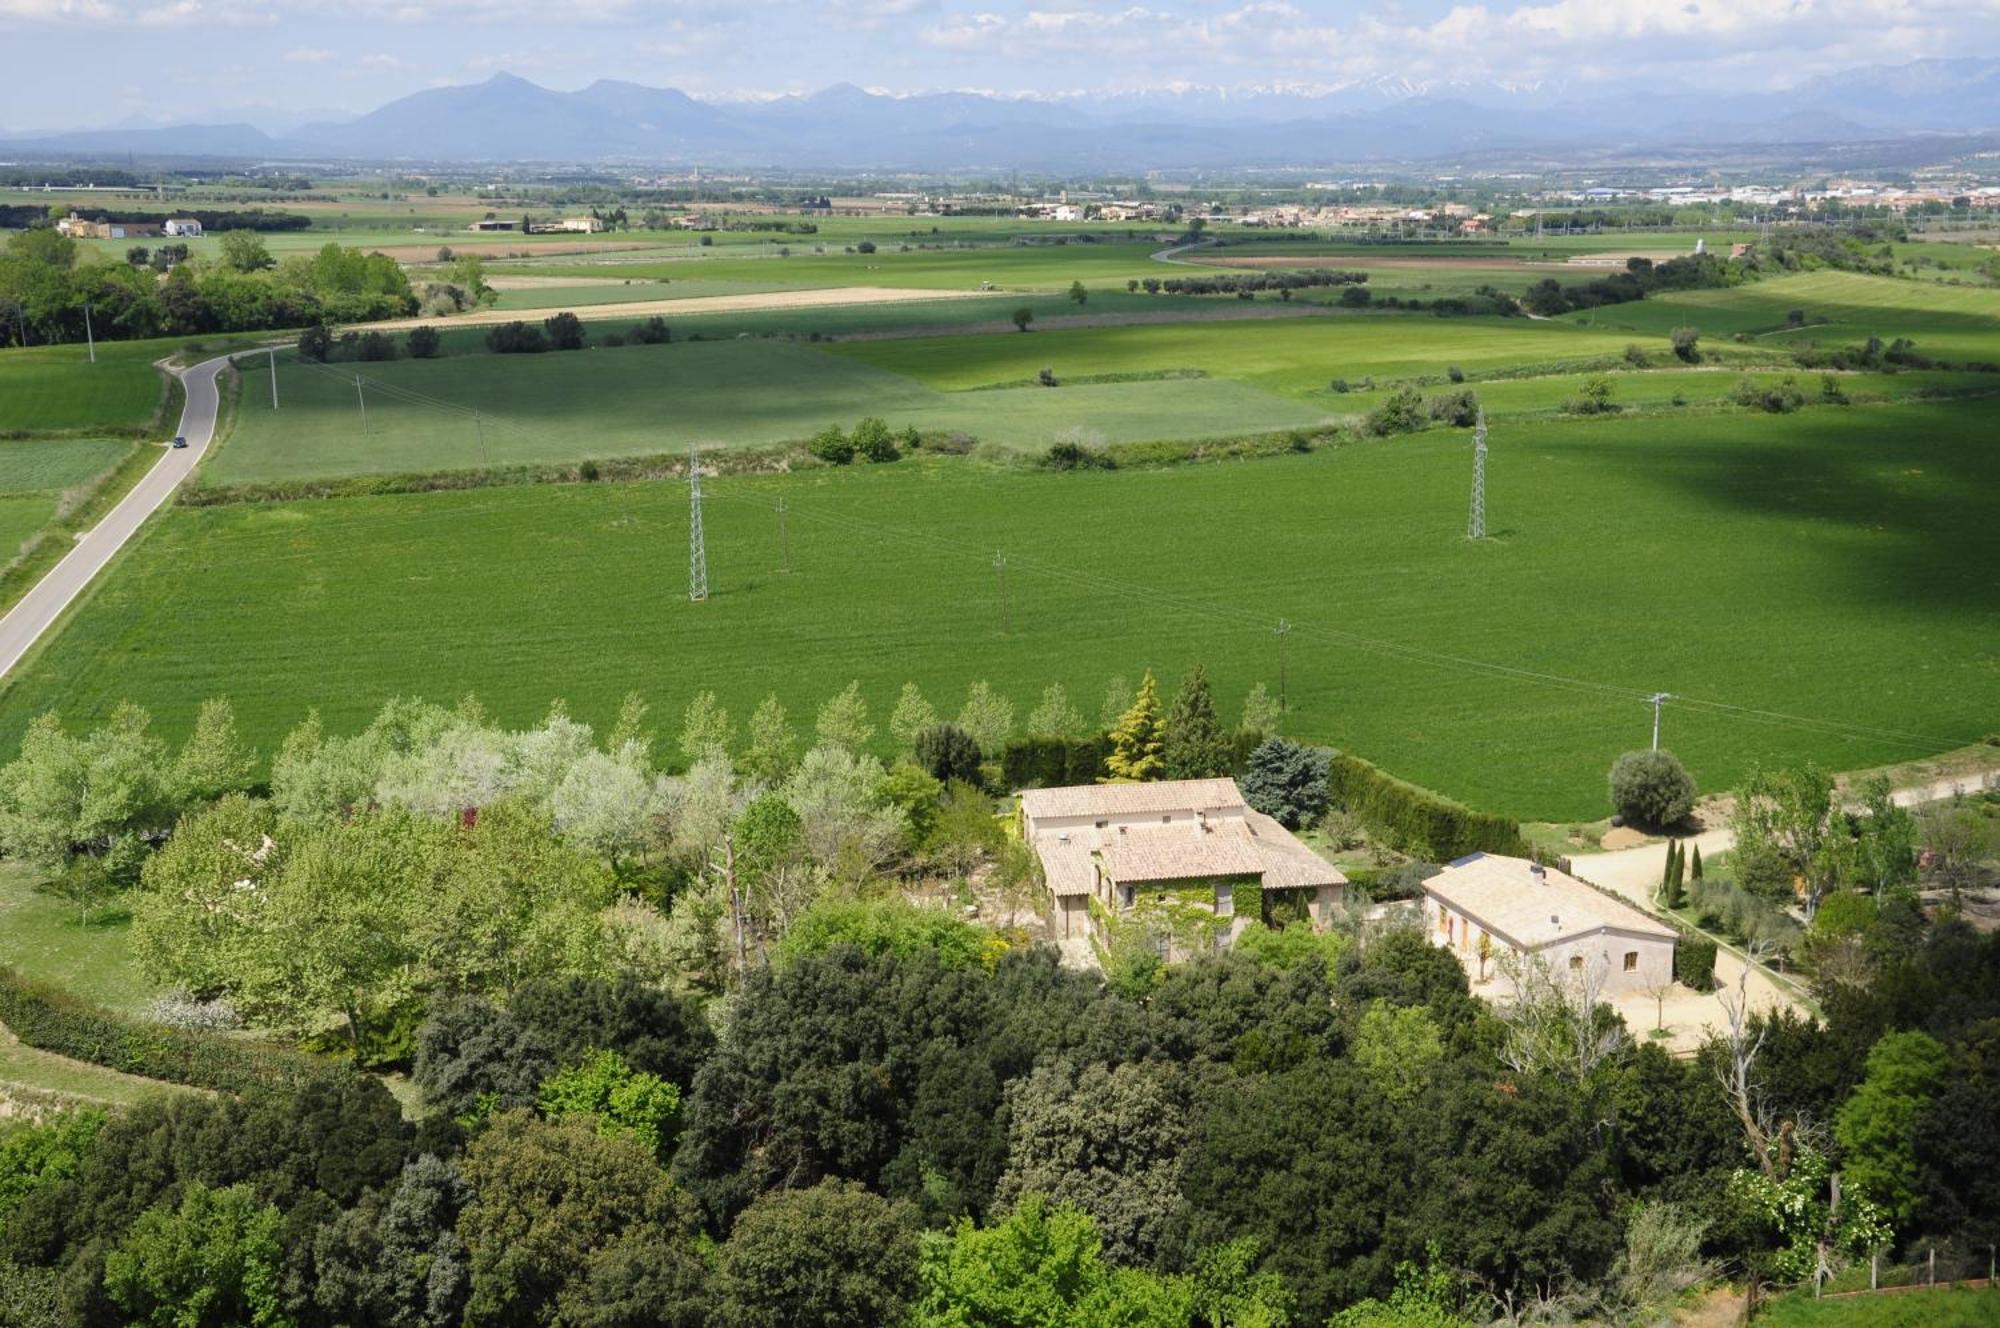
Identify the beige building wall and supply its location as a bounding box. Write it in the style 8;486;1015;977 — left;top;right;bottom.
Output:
1423;894;1672;995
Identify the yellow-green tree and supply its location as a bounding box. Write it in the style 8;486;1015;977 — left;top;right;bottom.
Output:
1105;672;1165;783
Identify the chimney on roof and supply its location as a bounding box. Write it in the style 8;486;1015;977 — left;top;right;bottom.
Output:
1529;862;1547;884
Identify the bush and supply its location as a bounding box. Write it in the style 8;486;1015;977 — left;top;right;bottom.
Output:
855;240;876;254
852;416;898;462
1364;386;1428;437
1000;734;1109;788
1036;366;1058;387
1674;932;1717;992
1563;376;1621;416
1623;343;1649;367
0;968;322;1094
543;311;587;351
405;325;441;359
485;321;548;354
628;315;671;345
1338;285;1371;308
914;724;982;786
1427;389;1479;427
809;425;855;464
355;330;399;362
1732;376;1807;413
297;323;332;363
1670;326;1700;363
1325;752;1527;860
1608;749;1696;829
1445;365;1465;383
1041;439;1113;471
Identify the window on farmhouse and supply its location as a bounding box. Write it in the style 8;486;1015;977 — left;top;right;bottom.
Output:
1624;951;1638;971
1569;955;1584;972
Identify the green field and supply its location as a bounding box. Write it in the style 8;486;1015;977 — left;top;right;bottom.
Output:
1754;1287;2000;1327
505;239;1178;292
0;864;156;1014
0;340;170;435
211;339;1330;482
8;398;1994;821
829;315;1654;396
1565;271;2000;363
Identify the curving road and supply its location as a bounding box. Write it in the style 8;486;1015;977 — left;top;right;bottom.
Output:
0;352;235;682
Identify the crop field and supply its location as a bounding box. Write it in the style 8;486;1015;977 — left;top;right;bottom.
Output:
828;315;1657;395
212;339;1330;481
0;436;129;549
1565;271;2000;361
502;239;1177;292
0;340;170;435
7;397;1994;821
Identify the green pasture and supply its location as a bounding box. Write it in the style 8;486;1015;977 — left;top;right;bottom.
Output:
0;436;131;552
211;339;1328;481
1463;366;1993;416
1566;271;2000;361
8;397;1994;821
0;864;156;1015
1754;1287;2000;1328
488;279;795;309
828;315;1651;396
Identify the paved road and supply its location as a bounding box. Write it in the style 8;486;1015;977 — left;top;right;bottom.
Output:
0;352;233;682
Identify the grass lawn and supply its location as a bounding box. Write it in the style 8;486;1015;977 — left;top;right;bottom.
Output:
210;339;1328;482
8;397;1994;821
1754;1286;2000;1326
0;863;157;1014
0;1037;187;1107
828;315;1653;397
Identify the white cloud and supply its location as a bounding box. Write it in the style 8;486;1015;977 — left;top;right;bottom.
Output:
0;0;116;18
284;44;334;61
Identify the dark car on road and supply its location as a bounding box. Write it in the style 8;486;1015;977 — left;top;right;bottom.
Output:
171;436;188;449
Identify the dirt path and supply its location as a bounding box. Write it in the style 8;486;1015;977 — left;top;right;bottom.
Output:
345;284;1010;333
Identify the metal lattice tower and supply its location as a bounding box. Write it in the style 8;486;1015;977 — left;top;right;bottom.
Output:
1467;407;1488;541
688;446;709;603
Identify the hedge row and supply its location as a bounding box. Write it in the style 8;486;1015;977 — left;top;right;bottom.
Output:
1325;752;1529;861
0;968;324;1095
1674;932;1719;993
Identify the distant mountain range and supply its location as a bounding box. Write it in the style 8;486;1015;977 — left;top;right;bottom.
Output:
6;59;2000;170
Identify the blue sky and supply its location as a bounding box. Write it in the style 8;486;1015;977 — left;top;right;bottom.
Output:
4;0;1999;130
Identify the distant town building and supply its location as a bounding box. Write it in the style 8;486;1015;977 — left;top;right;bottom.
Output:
162;218;203;237
54;212;162;240
467;219;520;232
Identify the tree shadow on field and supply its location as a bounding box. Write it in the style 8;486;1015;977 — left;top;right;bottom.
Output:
1588;403;2000;616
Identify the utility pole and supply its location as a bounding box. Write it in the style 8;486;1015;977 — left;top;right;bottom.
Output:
776;497;790;573
267;347;278;409
1648;692;1671;750
1467;407;1488;541
354;375;367;432
688;445;709;603
473;412;488;466
83;303;95;363
1274;618;1292;712
993;552;1011;633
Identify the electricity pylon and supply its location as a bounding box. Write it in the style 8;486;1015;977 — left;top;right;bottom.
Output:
688;446;709;603
1467;407;1488;541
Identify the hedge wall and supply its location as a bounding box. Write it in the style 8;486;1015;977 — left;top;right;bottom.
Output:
1674;933;1719;993
0;968;324;1095
1324;752;1529;861
1002;735;1111;789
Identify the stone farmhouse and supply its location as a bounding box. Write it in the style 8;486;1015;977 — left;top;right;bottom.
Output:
1020;778;1346;946
1421;853;1676;993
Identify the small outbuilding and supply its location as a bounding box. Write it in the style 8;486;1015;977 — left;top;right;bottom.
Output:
1421;852;1676;993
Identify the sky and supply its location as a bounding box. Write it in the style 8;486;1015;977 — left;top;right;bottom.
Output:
5;0;2000;130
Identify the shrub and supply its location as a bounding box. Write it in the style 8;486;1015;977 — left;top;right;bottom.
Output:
1608;749;1696;829
355;330;399;362
1446;365;1465;383
628;315;671;345
485;321;548;354
1670;326;1700;363
1674;932;1717;991
914;724;982;785
1012;307;1035;332
1427;389;1479;427
809;425;855;464
1819;374;1850;405
1000;734;1109;788
1330;378;1350;393
852;416;898;462
856;240;876;254
405;325;441;359
1563;375;1621;416
543;311;587;351
1338;285;1371;308
297;323;332;363
1623;343;1649;367
0;967;322;1094
1731;376;1807;413
1042;439;1112;471
1037;366;1058;387
1364;386;1428;437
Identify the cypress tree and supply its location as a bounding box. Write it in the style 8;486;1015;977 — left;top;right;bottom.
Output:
1161;664;1232;780
1105;672;1166;782
1691;843;1704;881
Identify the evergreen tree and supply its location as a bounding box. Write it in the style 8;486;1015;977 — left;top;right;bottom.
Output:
1660;840;1679;907
1690;843;1703;881
1105;673;1165;783
1161;665;1231;780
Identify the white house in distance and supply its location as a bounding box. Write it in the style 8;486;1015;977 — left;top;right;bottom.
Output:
162;218;203;237
1421;853;1676;994
1020;777;1346;945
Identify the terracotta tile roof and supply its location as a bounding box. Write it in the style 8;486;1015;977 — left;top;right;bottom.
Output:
1245;809;1347;890
1036;832;1099;898
1102;822;1265;883
1423;853;1676;949
1019;778;1246;822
